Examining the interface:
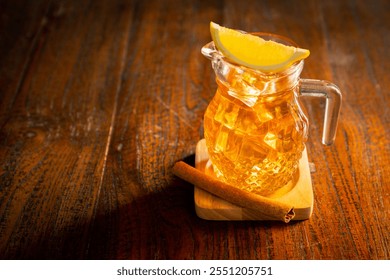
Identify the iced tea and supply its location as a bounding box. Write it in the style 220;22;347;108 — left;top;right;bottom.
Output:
204;62;308;196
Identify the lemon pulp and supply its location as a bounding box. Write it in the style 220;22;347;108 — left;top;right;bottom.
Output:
210;22;310;72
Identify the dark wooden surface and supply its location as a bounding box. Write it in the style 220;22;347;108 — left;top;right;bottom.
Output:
0;0;389;260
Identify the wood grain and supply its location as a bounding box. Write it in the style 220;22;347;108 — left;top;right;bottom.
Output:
0;0;389;259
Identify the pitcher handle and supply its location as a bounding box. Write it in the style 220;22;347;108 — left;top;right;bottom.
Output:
299;79;342;146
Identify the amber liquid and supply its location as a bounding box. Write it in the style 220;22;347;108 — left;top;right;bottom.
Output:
204;75;308;196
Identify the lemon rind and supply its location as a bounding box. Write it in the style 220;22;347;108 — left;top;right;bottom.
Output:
210;22;310;73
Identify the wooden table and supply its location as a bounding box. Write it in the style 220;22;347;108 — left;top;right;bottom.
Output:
0;0;389;260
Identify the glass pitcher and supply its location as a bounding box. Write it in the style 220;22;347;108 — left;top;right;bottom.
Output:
201;33;342;197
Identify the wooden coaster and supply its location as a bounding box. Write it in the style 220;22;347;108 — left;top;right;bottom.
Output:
194;139;313;221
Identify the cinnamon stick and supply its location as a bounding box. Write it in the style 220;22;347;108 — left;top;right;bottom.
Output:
172;161;295;223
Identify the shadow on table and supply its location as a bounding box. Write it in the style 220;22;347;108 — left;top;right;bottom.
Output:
0;154;291;260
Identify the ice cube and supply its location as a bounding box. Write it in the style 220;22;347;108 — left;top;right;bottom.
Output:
264;132;277;149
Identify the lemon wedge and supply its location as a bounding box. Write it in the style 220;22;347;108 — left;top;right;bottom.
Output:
210;22;310;72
